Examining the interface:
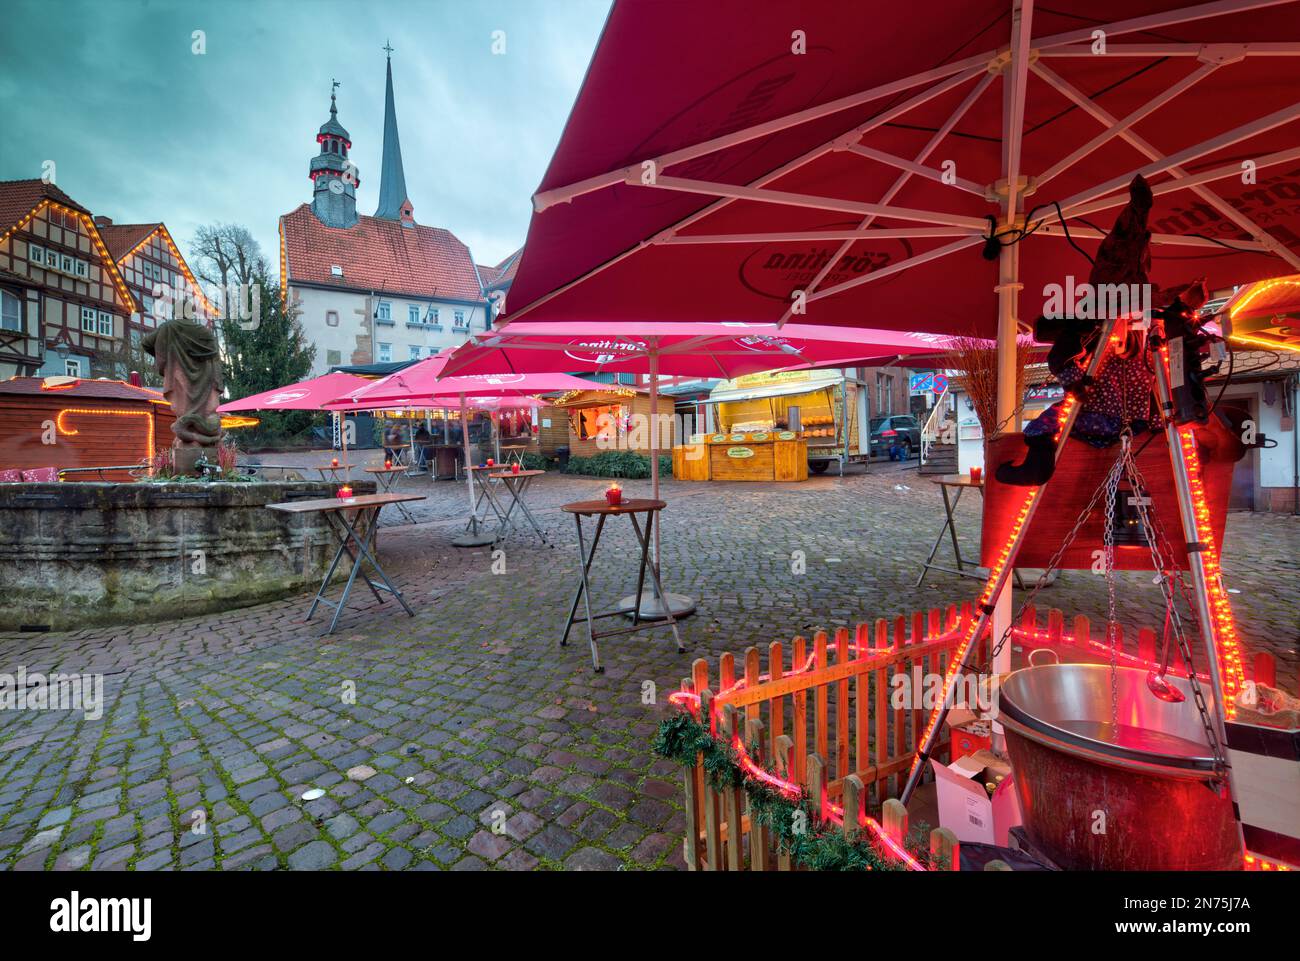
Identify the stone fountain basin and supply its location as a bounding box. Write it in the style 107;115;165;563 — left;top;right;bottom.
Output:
0;480;376;631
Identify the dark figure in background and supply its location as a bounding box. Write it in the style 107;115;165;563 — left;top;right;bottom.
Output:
383;425;404;463
413;424;433;469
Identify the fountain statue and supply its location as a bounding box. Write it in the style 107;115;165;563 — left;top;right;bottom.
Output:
142;317;224;474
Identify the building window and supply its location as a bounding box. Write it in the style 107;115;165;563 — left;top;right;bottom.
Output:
326;349;341;367
61;254;74;273
330;265;343;277
408;345;421;360
74;259;88;277
80;306;97;332
376;301;391;322
408;305;420;324
65;358;82;377
1;290;20;331
453;310;466;328
28;245;44;265
427;307;439;324
98;311;113;336
378;342;392;362
326;310;339;327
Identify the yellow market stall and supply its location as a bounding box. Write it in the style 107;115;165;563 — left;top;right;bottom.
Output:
673;369;867;480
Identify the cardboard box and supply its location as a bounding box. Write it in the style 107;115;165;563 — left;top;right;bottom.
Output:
946;707;994;761
931;751;1022;846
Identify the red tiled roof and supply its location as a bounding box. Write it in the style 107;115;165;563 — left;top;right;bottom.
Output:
280;204;483;302
0;179;92;236
99;223;161;262
0;377;165;402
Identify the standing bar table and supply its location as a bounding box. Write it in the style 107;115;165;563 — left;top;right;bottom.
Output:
364;466;418;523
268;492;426;635
316;462;350;484
486;469;547;544
915;474;1026;589
560;498;683;672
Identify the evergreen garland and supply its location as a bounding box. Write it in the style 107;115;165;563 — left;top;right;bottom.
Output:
654;713;936;871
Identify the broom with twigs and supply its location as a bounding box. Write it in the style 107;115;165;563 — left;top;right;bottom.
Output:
940;332;1035;438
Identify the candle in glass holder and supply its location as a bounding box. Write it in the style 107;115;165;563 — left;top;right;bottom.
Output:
605;483;622;506
331;457;340;468
511;462;520;474
486;458;495;467
384;459;392;470
337;484;354;500
970;466;982;483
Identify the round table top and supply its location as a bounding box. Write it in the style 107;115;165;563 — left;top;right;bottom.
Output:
467;463;502;471
364;466;406;474
561;497;666;515
932;473;984;488
489;469;545;479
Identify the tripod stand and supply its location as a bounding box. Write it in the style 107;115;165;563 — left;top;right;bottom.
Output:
899;308;1247;863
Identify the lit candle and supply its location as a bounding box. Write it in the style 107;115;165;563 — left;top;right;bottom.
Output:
486;458;494;467
337;484;353;500
385;459;392;469
605;482;622;506
970;466;982;483
331;457;339;467
511;462;520;474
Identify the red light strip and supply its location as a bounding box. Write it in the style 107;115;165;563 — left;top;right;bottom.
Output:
1174;424;1246;716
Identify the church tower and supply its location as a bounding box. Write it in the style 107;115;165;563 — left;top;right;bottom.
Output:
374;43;414;225
309;83;360;229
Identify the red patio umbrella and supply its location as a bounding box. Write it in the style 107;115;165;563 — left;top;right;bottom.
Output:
327;368;599;547
443;321;951;615
217;371;370;412
504;0;1300;338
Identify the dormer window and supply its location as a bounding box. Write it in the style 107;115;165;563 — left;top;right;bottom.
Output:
330;265;343;277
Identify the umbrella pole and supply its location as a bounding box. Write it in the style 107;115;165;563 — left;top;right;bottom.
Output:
453;392;494;547
623;343;695;620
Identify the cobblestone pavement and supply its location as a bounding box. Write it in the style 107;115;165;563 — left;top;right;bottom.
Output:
1;454;1296;871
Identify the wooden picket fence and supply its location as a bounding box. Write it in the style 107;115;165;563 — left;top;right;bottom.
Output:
675;601;1295;871
677;603;983;871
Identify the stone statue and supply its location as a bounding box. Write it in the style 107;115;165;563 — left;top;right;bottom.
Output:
143;318;223;473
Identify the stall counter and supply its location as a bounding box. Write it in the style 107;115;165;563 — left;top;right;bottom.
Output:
672;431;808;482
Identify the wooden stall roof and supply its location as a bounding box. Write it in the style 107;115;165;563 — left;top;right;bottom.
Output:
548;386;645;410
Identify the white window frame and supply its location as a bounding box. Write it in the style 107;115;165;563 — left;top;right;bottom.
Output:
28;244;44;265
98;311;113;336
377;301;391;322
453;309;466;328
64;358;82;377
0;290;20;331
377;342;392;362
61;254;74;273
80;306;97;332
408;305;420;324
74;259;88;278
408;345;421;360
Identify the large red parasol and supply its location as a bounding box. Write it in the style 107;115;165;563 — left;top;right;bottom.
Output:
502;0;1300;337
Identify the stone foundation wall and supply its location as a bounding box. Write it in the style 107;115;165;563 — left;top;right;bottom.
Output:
0;480;376;631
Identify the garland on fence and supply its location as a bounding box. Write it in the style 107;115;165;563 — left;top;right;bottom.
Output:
653;713;929;871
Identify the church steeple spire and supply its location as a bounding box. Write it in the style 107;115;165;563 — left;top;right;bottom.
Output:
374;43;413;225
309;81;359;228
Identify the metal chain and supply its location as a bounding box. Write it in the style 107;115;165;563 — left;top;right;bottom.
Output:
1103;447;1124;740
1121;451;1228;779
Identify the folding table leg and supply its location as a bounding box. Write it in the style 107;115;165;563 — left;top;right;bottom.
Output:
642;511;684;653
561;513;606;672
327;511;384;604
325;508;376;634
345;508;414;618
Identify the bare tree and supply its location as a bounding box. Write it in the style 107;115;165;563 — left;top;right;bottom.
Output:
190;223;268;290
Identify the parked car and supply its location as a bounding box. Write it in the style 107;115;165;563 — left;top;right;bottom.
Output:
868;415;921;460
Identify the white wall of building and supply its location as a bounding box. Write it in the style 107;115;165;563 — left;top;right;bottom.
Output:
291;284;487;376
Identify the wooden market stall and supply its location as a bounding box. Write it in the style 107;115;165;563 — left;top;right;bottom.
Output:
551;385;655;457
0;375;176;480
672;368;866;481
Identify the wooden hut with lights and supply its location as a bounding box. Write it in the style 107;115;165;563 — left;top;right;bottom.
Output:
550;385;656;458
0;376;176;480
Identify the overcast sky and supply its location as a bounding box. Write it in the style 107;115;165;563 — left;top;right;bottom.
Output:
0;0;610;271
